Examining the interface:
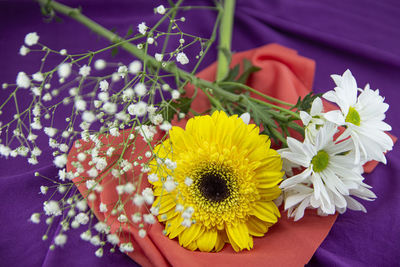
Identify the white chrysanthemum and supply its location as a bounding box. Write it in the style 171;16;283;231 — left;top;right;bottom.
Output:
32;72;44;82
280;122;375;219
143;214;155;224
150;114;163;125
117;65;128;78
44;127;57;137
53;154;67;168
94;59;106;70
82;111;96;123
75;98;87;111
19;45;29;56
99;202;108;213
122;88;134;100
138;22;148;35
16;72;30;88
299;97;326;142
98;92;109;102
176;52;189;65
159;121;172;132
75;212;89;225
156;5;166;15
147;37;154;44
171;90;180;100
43;201;62;216
58;63;71;78
79;65;91;77
76;199;88;211
99;80;109;91
133;194;144;206
54;234;67;246
94;222;110;234
135;125;157;141
155;53;163;62
120;242;134;253
128;60;142;74
128;101;147;117
30;213;41;224
323;69;393;164
107;234;120;245
103;102;117;114
134;83;147;97
24;32;39;46
142;188;154;204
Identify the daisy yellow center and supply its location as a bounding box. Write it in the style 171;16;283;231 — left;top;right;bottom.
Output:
345;106;361;126
148;111;283;252
311;150;330;173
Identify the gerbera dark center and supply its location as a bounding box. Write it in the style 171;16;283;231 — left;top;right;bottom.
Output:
199;173;229;202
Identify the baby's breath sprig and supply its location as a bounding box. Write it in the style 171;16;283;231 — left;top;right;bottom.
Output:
0;0;326;257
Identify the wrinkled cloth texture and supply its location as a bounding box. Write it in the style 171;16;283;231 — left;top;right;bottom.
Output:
66;43;337;267
1;0;399;267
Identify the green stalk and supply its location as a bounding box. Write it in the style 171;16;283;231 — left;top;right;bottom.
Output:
37;0;300;122
216;0;236;81
250;98;300;119
37;0;239;103
218;81;295;108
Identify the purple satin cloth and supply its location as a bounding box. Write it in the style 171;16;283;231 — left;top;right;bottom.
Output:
1;0;399;266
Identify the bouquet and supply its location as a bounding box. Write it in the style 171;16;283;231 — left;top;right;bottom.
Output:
0;1;397;266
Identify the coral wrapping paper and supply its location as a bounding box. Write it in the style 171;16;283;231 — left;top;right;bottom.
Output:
67;44;338;267
1;1;400;266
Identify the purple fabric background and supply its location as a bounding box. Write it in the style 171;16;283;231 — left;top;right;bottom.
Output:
1;0;399;266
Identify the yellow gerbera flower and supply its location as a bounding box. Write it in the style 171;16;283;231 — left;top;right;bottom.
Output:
149;111;283;252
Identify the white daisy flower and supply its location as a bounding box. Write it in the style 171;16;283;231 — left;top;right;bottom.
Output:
323;69;393;164
280;122;373;219
299;97;326;142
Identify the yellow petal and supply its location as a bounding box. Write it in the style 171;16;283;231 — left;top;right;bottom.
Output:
258;187;282;200
249;201;280;223
225;222;251;251
158;208;178;222
196;229;218;252
214;233;226;252
179;223;204;247
247;216;272;236
185;241;198;251
166;216;185;239
157;195;176;214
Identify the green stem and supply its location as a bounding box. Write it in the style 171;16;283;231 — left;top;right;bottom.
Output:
250;97;300;119
37;0;301;123
219;81;295;107
37;0;239;103
216;0;236;81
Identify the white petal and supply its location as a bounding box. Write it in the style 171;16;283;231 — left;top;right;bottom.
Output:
324;110;345;125
239;112;250;125
300;111;312;126
280;169;312;189
310;97;323;115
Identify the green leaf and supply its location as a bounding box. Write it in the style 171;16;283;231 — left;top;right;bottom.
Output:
236;59;261;84
222;64;240;82
293;92;322;112
111;47;119;57
245;98;276;128
125;25;134;38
